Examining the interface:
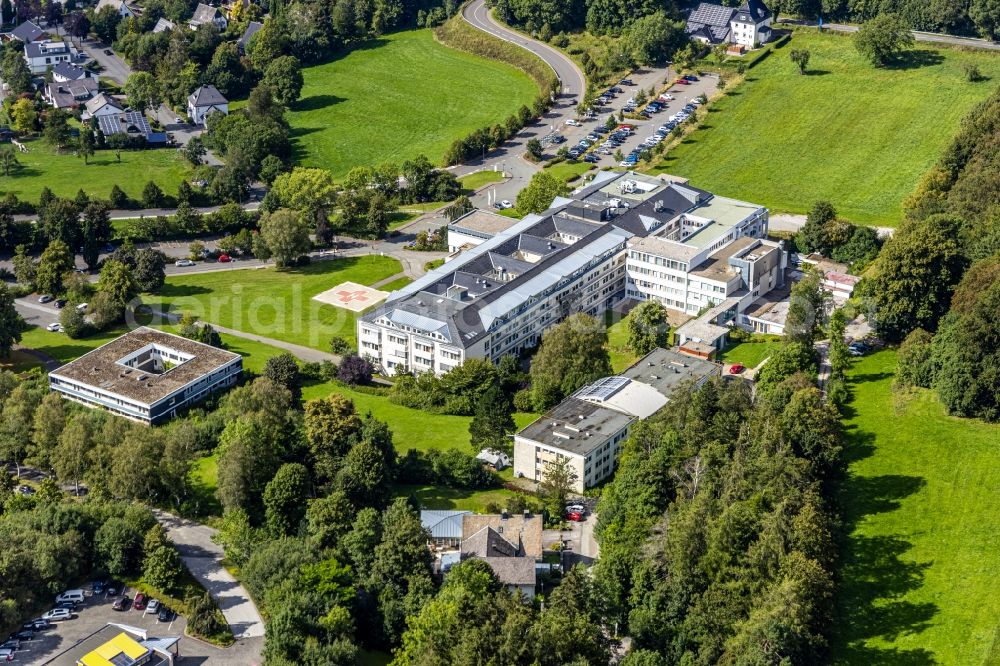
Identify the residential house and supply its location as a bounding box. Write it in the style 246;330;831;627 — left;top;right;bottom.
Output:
8;20;46;43
51;62;91;82
189;3;228;30
97;110;168;145
187;84;228;125
460;512;542;598
96;0;142;19
24;40;78;74
44;77;99;109
686;0;772;48
152;17;176;32
238;20;262;54
513;348;719;490
82;92;125;120
420;509;471;548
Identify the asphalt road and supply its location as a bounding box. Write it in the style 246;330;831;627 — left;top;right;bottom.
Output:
780;19;1000;51
77;38;132;85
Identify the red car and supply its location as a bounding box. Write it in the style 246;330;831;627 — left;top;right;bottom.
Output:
217;254;231;263
565;511;583;522
729;363;745;374
133;593;147;610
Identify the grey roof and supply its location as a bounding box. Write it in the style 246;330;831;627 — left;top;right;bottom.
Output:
517;397;635;457
735;0;771;23
239;21;263;50
420;510;471;540
153;17;176;32
619;348;720;399
49;327;241;406
479;557;536;586
686;2;736;42
188;84;227;107
85;93;124;115
10;20;44;42
45;78;99;108
52;62;89;80
25;40;72;58
462;526;519;559
97;110;152;138
448;209;520;240
190;3;222;25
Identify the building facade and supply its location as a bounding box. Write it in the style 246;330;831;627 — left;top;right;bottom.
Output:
48;327;242;425
24;40;78;74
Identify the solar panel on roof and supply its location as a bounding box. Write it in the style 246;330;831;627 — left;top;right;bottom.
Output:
577;375;630;402
110;653;137;666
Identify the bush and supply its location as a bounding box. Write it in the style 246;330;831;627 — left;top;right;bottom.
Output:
330;338;352;355
513;388;534;413
337;355;373;385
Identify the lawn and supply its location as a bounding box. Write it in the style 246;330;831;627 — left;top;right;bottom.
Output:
655;30;1000;226
720;336;782;368
150;255;402;350
1;145;191;203
18;324;134;365
393;484;521;513
831;350;1000;664
301;379;536;454
378;276;414;292
287;29;538;177
545;160;595;184
459;170;504;192
605;314;637;373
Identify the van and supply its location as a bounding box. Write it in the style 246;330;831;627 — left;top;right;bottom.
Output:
55;589;85;605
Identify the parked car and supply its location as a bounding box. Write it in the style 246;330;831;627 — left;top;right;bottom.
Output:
147;599;160;614
112;597;131;612
0;640;18;652
583;154;599;163
217;254;231;263
174;117;183;124
41;608;73;621
0;648;13;662
566;504;585;514
56;602;77;611
54;299;66;309
55;589;86;606
133;593;147;610
38;294;54;303
24;619;51;631
92;581;105;595
157;606;176;622
174;259;195;267
16;485;34;495
729;363;745;374
46;323;62;332
498;200;513;209
848;348;864;357
103;49;113;55
684;74;698;81
104;582;120;596
565;511;583;522
76;302;88;312
11;630;33;641
619;78;633;86
565;119;581;126
550;134;566;144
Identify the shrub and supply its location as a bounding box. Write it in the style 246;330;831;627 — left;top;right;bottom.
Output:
337;355;373;385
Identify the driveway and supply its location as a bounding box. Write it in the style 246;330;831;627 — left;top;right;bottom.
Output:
77;39;132;85
151;510;265;640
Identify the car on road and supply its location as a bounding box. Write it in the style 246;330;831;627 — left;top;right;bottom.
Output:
684;74;698;81
103;48;113;55
11;630;33;642
565;119;581;126
76;303;88;312
550;135;566;144
147;599;160;614
157;606;176;622
174;259;195;267
498;200;513;209
174;117;183;124
54;298;66;308
42;608;73;621
565;511;583;522
112;597;131;611
729;363;745;375
133;593;147;610
46;323;62;332
217;254;232;263
39;294;54;303
24;619;50;632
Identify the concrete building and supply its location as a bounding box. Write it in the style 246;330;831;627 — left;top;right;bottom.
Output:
48;327;242;425
360;171;768;377
513;348;719;490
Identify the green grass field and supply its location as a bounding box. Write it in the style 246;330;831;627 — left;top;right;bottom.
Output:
720;336;782;368
393;484;521;512
150;256;402;350
545;160;595;184
656;30;1000;226
459;170;505;191
1;146;191;203
832;350;1000;664
288;29;537;177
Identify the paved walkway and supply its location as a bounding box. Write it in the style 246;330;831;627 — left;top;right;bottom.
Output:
151;509;266;640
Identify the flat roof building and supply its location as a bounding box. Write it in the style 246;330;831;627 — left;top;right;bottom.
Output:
42;623;179;666
514;348;720;490
49;327;242;424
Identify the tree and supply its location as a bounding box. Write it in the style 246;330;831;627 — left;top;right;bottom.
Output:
144;545;184;593
92;5;122;43
337;439;393;509
98;259;138;312
786;267;829;345
625;11;685;65
971;0;1000;40
530;313;612;410
263;353;302;401
188;592;225;637
213;509;262;567
60;302;89;338
305;395;363;484
0;283;25;360
858;215;965;341
142;181;165;208
1;51;32;96
306;491;356;549
10;98;36;134
516;170;566;214
40;198;81;248
80;202;112;270
44;109;72;148
526;138;543;160
790;48;811;74
36;240;75;296
30;391;65;471
895;328;935;389
124;71;161;113
183;136;207;165
77;128;95;165
626;300;670;355
539;456;579;519
854;13;915;66
255;208;311;268
216;415;282;518
0;147;19;176
468;382;516;455
270;167;337;229
96;517;146;578
264;463;311;537
12;245;36;289
337;355;373;385
133;249;166;292
262;55;304;106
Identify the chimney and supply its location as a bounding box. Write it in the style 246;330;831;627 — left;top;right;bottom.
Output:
501;510;508;520
523;509;530;519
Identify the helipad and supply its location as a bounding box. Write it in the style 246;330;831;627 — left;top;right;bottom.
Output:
312;281;389;312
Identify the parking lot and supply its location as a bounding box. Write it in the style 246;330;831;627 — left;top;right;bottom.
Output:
11;584;261;665
540;67;719;171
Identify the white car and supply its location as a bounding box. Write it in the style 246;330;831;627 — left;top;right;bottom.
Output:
566;504;586;514
498;200;513;209
76;303;88;312
174;259;195;267
46;323;62;332
174;117;183;124
42;608;73;621
565;119;581;126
